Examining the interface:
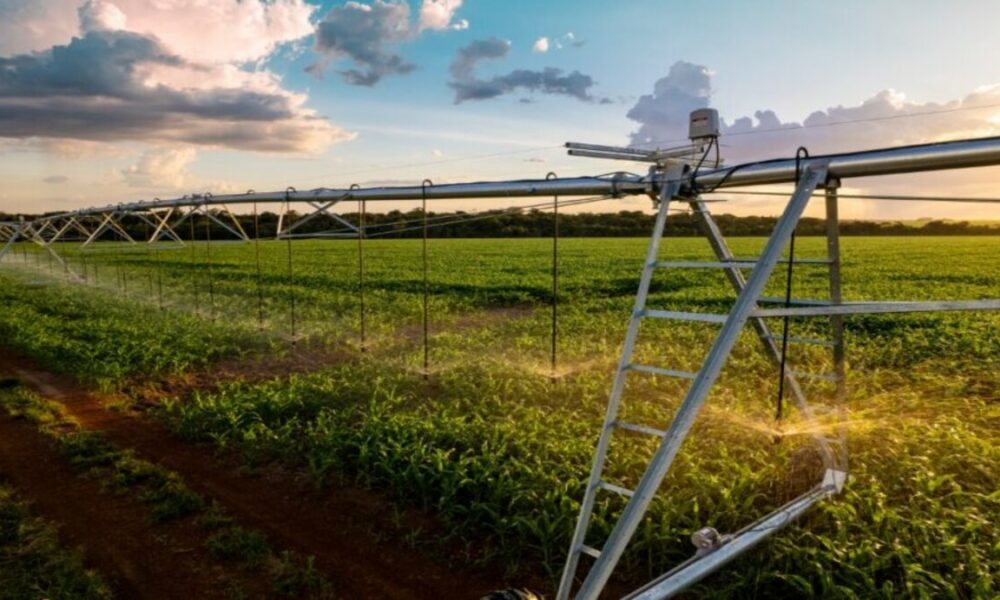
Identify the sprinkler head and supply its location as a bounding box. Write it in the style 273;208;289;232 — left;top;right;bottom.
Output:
691;526;732;557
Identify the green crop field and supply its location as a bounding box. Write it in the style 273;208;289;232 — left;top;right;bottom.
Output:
0;236;997;598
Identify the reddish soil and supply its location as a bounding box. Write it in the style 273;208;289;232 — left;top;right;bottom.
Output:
0;415;269;599
0;348;503;600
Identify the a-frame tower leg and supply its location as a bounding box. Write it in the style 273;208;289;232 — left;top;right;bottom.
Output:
560;162;837;600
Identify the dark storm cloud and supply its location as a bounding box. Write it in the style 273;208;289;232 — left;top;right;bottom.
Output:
309;0;416;86
448;37;600;104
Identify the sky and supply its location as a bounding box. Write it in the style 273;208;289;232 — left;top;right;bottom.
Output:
1;0;999;220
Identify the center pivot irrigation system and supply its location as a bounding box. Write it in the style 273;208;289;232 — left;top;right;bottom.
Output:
2;110;1000;599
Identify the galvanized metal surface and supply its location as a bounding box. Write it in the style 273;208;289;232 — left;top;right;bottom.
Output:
751;300;1000;318
555;165;686;600
624;478;840;600
17;135;1000;227
567;163;832;600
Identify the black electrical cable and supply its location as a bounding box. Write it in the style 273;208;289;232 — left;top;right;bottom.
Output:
189;208;200;314
285;187;297;347
776;146;810;421
351;184;366;352
152;203;164;308
113;215;126;294
547;172;559;380
251;193;265;331
204;197;216;323
143;216;154;299
421;179;432;380
79;230;89;285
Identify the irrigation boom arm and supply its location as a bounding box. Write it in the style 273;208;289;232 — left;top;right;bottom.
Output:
28;134;1000;224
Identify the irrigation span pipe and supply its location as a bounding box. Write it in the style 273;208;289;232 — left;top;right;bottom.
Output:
27;134;1000;224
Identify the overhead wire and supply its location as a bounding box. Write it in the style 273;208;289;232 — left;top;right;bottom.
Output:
704;189;1000;204
360;196;610;238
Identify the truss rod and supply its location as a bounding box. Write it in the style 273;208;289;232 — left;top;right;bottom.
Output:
751;300;1000;318
24;134;1000;228
707;189;1000;203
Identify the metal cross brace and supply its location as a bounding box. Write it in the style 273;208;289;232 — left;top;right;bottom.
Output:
277;196;359;238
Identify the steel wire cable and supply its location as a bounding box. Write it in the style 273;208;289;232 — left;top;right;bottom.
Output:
189;209;200;314
284;189;298;347
547;172;560;380
252;196;265;331
204;200;216;323
776;147;810;421
421;180;432;380
353;184;366;352
359;195;613;239
702;189;1000;203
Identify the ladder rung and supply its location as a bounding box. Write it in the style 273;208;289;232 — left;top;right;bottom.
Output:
758;297;834;306
733;257;833;265
788;370;841;382
615;421;667;438
598;480;635;498
627;364;698;379
653;260;757;269
579;544;602;559
642;310;728;324
764;335;836;347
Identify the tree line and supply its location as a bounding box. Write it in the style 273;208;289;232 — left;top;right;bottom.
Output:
5;209;997;240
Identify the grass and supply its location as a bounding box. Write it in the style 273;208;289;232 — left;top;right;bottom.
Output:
0;235;997;597
0;484;112;600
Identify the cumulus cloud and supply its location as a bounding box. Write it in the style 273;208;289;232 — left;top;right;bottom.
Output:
0;0;316;65
627;60;1000;161
626;61;712;147
79;0;127;33
531;32;584;53
311;0;468;86
0;0;81;55
449;37;600;104
120;147;198;188
310;0;415;86
0;2;351;154
418;0;465;31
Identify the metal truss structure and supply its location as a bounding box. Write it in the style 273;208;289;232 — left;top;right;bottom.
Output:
2;134;1000;599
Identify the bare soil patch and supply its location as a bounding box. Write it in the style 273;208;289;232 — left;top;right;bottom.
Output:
0;347;501;600
0;415;263;599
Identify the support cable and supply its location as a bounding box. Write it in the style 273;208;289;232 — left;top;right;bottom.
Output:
285;187;298;347
204;196;216;323
421;179;432;380
361;195;612;239
114;213;126;295
250;192;265;331
152;202;163;307
79;229;89;285
547;172;559;380
352;184;366;352
189;208;200;314
777;147;809;420
143;215;154;298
